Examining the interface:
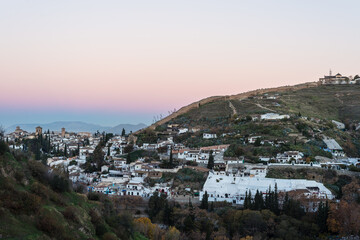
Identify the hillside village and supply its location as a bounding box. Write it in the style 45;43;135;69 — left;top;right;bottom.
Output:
4;82;360;208
2;82;360;239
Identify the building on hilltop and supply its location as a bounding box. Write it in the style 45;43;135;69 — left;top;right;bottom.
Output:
319;72;360;85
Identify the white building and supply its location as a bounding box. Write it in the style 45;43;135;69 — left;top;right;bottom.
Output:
203;133;217;139
79;147;94;160
248;136;261;144
178;128;189;134
200;172;334;205
332;120;345;130
261;113;290;120
323;138;345;157
276;151;304;163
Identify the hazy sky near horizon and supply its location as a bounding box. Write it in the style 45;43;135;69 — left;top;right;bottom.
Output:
1;0;360;127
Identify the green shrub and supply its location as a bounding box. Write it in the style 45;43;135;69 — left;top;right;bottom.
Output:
37;209;66;237
50;175;71;192
62;206;79;222
102;232;118;240
88;192;102;201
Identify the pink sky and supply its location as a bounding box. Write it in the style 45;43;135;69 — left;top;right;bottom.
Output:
1;0;360;126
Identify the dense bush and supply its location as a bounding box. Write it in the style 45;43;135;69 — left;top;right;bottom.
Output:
0;140;9;155
62;206;79;222
50;174;71;192
37;208;66;238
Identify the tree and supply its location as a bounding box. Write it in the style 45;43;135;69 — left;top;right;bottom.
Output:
92;143;105;170
0;125;4;140
273;183;279;214
169;146;173;166
148;192;167;220
76;143;80;156
200;191;209;210
163;201;174;226
244;190;252;209
282;192;290;213
64;144;68;158
125;153;131;164
207;150;214;169
121;128;126;136
327;201;360;235
253;190;264;210
124;144;134;154
316;201;329;232
254;137;261;147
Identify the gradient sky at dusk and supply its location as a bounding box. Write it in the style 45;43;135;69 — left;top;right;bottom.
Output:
1;0;360;128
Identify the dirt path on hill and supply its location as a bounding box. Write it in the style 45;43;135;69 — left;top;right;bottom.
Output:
228;101;237;115
255;103;276;112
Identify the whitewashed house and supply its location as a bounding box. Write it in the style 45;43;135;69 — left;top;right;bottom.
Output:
248;136;261;144
323;138;345;157
178;128;189;134
332;120;345;130
203;133;217;139
276;151;304;163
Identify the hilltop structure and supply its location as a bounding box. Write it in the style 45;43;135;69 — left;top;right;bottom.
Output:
319;72;360;85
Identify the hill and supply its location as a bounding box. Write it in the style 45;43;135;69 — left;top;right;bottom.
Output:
145;83;360;131
6;121;147;134
137;83;360;158
145;81;319;130
0;142;146;239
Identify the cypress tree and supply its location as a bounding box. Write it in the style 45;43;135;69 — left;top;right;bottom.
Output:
169;146;173;166
254;190;264;210
317;201;329;232
283;192;290;214
200;191;209;210
244;191;249;209
274;183;279;214
64;144;68;157
163;201;174;226
248;190;252;209
207;150;214;169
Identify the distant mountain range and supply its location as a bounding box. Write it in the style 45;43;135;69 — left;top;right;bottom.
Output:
5;121;147;134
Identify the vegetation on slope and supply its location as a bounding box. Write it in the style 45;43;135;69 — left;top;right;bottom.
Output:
0;140;144;240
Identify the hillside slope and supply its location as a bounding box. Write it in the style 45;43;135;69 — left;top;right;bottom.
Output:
147;83;360;130
145;82;319;131
0;142;143;240
136;83;360;158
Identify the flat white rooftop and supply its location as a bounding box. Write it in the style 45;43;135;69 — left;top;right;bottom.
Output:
203;172;333;198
